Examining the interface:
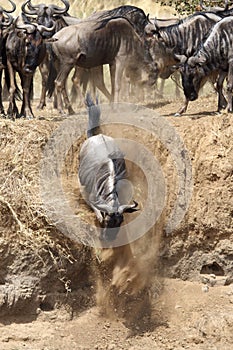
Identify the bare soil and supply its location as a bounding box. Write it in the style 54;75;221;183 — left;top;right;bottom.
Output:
0;93;232;350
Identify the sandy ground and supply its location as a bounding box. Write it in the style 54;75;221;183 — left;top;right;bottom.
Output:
0;92;232;350
0;278;232;350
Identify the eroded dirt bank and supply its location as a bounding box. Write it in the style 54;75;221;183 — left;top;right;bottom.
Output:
0;95;232;349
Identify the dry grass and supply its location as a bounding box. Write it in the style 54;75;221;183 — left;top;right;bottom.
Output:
0;117;86;292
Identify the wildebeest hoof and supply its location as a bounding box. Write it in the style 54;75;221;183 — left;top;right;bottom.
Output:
37;103;46;110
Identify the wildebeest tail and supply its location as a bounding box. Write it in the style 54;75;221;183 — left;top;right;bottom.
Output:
85;93;101;138
46;46;58;98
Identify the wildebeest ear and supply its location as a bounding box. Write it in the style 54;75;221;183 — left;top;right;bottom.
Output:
188;55;206;67
118;201;139;214
123;206;139;213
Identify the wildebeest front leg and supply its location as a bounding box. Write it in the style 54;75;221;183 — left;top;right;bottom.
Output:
0;70;5;115
20;74;34;119
6;60;19;119
175;97;189;117
227;62;233;112
90;203;103;223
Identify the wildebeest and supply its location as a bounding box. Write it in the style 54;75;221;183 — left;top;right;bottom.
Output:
21;0;75;110
177;16;233;112
6;17;55;119
78;94;138;241
47;5;154;111
0;0;16;115
145;10;224;115
50;16;156;114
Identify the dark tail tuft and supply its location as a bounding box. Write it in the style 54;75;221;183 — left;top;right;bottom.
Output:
85;93;101;138
46;46;58;98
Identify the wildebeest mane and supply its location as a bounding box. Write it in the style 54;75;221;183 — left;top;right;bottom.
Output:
95;15;135;31
94;151;127;203
94;5;149;35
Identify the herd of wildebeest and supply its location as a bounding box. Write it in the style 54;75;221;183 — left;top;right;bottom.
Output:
1;0;233;119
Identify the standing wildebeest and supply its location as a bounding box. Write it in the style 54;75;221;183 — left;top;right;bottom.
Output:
79;94;138;242
0;0;16;116
22;0;113;109
6;17;55;119
177;16;233;112
145;10;227;115
50;17;156;114
49;5;153;110
21;0;74;109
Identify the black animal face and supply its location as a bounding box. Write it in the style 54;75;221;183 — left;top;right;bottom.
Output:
23;31;45;73
180;64;205;101
101;213;124;241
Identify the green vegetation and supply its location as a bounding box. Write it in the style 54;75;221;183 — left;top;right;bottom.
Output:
155;0;230;15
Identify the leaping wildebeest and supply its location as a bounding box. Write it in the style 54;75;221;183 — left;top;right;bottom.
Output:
50;17;157;114
79;94;138;242
6;17;55;119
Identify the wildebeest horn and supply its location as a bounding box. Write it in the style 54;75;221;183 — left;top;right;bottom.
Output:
2;12;13;27
21;0;38;15
35;21;56;34
15;16;36;34
51;0;70;15
187;56;203;67
3;0;16;14
118;201;138;214
154;17;160;31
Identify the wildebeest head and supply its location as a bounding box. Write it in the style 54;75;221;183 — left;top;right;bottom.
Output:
0;0;15;30
175;54;207;101
14;16;55;74
21;0;69;37
0;5;14;70
95;201;138;241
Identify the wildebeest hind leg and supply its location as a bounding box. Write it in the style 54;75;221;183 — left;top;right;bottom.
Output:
92;66;111;102
227;63;233;112
55;64;73;115
216;71;227;111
